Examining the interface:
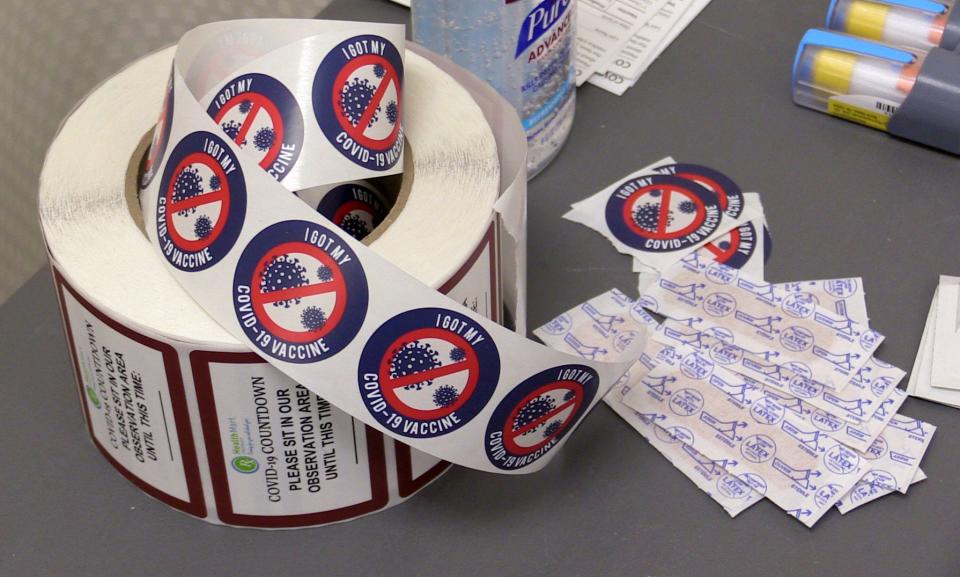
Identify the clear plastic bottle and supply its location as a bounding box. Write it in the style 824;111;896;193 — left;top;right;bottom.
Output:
412;0;577;178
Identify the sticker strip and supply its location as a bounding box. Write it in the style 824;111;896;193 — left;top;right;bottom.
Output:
139;22;644;474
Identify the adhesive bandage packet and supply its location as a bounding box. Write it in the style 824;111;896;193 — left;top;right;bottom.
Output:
646;277;899;449
653;320;904;452
621;342;866;527
856;414;936;494
634;338;931;520
605;368;764;518
836;469;926;515
535;293;763;517
833;413;935;514
565;159;764;273
642;259;884;392
644;276;868;339
776;278;870;329
648;275;895;434
534;288;658;361
538;289;933;525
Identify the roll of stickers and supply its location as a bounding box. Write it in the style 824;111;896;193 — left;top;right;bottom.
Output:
40;20;639;528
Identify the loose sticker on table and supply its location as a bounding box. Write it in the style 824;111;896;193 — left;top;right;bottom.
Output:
604;175;722;252
701;222;758;270
654;163;744;219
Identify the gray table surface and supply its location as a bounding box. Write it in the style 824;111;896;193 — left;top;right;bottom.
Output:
4;0;960;575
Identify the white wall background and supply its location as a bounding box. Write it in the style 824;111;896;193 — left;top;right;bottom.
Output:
0;0;331;303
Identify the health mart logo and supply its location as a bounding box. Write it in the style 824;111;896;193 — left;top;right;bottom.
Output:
81;361;101;409
231;455;259;474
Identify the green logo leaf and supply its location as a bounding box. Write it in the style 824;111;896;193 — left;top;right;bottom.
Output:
231;456;259;474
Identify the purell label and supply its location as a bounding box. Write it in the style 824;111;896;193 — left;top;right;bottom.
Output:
516;0;573;58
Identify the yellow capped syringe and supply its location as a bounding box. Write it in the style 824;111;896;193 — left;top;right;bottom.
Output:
793;30;960;152
828;0;958;51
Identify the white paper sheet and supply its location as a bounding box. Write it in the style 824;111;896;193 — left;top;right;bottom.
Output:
588;0;712;95
575;0;671;85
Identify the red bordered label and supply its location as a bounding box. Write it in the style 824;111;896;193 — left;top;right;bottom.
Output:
191;351;389;528
52;267;205;518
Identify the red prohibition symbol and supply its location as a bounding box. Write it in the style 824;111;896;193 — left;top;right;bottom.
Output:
378;328;480;421
214;92;285;169
622;183;708;240
703;226;743;261
165;152;230;252
678;172;727;210
250;241;348;343
334;199;375;226
502;381;585;456
331;54;401;150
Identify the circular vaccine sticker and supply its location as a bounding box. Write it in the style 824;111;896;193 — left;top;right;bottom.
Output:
313;34;404;171
485;365;599;470
701;222;759;270
312;181;389;241
232;220;368;363
604;175;723;252
357;307;500;438
207;72;304;180
156;131;247;271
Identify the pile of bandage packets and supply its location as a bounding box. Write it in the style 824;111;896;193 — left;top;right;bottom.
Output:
537;158;936;527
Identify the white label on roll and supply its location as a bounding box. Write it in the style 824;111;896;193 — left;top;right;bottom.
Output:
191;354;388;526
54;271;205;516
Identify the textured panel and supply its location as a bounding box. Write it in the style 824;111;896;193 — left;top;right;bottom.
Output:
0;0;330;303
